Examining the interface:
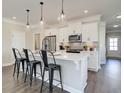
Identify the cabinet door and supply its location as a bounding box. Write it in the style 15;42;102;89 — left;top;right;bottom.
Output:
68;23;82;35
82;22;98;41
58;27;69;43
88;52;98;71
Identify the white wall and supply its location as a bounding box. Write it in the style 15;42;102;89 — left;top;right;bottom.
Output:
2;19;31;66
25;31;33;50
106;31;121;58
11;30;25;50
2;21;12;66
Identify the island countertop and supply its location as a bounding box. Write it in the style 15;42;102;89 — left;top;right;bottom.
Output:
34;51;89;63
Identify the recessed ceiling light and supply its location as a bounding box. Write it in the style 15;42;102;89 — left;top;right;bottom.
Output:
113;25;119;28
116;15;121;19
12;16;16;19
84;10;88;14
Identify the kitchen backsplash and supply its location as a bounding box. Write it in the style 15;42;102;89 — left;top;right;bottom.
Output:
61;41;98;51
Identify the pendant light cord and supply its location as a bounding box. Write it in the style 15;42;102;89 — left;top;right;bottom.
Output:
26;9;30;25
41;5;43;20
62;0;64;14
40;2;44;21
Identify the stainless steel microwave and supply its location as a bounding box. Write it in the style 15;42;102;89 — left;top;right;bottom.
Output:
69;34;82;42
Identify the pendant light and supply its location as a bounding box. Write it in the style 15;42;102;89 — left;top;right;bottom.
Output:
58;0;66;22
26;9;30;28
40;2;44;24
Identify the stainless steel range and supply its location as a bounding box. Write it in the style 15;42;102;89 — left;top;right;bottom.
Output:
69;42;82;51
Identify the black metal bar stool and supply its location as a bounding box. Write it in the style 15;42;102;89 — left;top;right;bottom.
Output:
39;50;63;93
23;49;42;86
12;48;27;79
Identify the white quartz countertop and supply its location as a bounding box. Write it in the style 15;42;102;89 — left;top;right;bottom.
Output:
21;50;96;63
33;51;90;63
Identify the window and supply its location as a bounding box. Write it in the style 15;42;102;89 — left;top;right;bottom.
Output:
109;38;118;51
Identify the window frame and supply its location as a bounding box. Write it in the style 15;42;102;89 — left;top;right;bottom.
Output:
109;37;118;51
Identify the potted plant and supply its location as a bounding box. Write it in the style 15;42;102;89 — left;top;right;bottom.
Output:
83;45;88;51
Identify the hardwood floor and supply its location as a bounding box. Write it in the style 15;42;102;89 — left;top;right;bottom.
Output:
2;65;69;93
2;59;121;93
85;59;121;93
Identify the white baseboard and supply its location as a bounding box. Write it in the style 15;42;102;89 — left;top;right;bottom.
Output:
2;62;14;67
88;68;98;72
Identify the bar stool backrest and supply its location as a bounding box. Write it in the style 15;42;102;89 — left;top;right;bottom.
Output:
39;50;57;67
12;48;22;61
23;49;36;63
39;50;48;67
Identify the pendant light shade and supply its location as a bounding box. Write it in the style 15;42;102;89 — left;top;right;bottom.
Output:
40;2;44;24
58;0;66;22
26;9;30;28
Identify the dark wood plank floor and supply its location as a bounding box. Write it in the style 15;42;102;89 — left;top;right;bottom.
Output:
85;59;121;93
2;59;121;93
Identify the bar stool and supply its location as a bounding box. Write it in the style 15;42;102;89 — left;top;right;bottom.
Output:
12;48;27;79
23;49;42;86
39;50;63;93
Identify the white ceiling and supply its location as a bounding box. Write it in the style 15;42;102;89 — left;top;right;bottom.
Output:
2;0;121;30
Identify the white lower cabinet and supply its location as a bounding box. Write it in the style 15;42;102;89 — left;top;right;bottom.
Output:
88;51;99;72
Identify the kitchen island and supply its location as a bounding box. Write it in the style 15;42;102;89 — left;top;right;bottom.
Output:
29;51;89;93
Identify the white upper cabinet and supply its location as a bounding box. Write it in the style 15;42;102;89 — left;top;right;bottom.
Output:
58;27;69;43
82;22;98;41
44;22;99;43
68;23;82;35
68;22;98;42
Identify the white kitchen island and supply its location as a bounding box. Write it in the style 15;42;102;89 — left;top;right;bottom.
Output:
29;52;88;93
